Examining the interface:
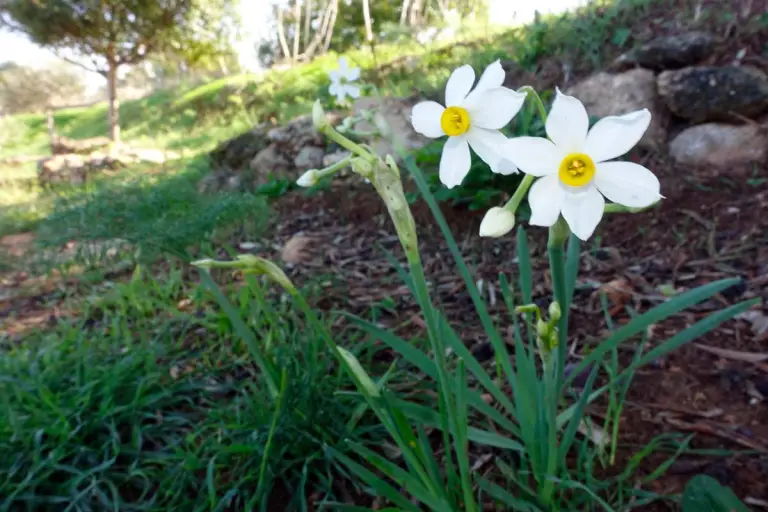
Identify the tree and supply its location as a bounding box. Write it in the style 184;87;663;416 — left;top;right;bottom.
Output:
0;63;86;114
0;0;238;143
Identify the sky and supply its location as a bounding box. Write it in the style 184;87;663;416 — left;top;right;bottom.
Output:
0;0;587;91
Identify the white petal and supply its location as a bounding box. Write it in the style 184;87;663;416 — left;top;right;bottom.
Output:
584;109;651;163
338;57;349;73
439;137;471;189
467;128;518;175
329;82;345;101
528;174;565;227
329;70;341;82
463;60;506;106
466;87;526;130
504;137;563;177
346;66;361;81
445;64;475;106
594;161;661;208
561;186;605;241
479;207;515;238
411;101;445;138
546;88;589;153
344;84;361;99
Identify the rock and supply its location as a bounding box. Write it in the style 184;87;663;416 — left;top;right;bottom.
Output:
37;154;88;186
669;123;768;168
566;70;667;151
281;234;315;265
352;96;432;158
293;146;325;170
250;144;292;184
323;150;350;168
657;66;768;122
128;148;173;164
209;126;270;170
613;32;715;71
51;136;111;155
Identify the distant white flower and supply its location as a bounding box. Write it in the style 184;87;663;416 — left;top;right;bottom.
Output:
329;57;361;103
506;89;661;241
410;60;526;189
296;169;317;187
479;207;515;237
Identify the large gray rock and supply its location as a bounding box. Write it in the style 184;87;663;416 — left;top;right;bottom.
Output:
669;123;768;168
613;32;715;71
209;126;270;171
249;144;292;183
293;146;325;170
566;69;667;151
657;66;768;122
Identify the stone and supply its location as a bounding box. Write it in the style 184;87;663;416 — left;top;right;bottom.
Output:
566;69;667;151
51;136;111;155
209;126;270;170
37;154;88;187
249;144;292;184
613;32;715;71
352;96;431;158
281;234;314;265
323;150;350;168
669;123;768;168
293;146;325;170
657;66;768;122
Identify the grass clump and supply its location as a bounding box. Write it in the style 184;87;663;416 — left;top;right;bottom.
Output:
0;267;387;510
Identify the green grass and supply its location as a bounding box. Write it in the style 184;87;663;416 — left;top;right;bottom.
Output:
0;266;391;511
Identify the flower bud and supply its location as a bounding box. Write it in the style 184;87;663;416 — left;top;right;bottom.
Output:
296;169;318;187
548;301;562;323
536;318;549;339
479;207;515;238
312;100;328;130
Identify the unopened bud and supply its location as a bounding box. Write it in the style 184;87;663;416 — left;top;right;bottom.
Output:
296;169;318;187
312;100;328;130
479;207;515;238
536;318;549;339
548;301;562;323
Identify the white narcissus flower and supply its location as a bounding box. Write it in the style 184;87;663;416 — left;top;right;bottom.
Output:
329;57;361;103
506;89;662;241
410;60;526;189
479;207;515;238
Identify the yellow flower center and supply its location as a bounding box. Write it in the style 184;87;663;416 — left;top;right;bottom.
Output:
558;153;595;188
440;106;470;136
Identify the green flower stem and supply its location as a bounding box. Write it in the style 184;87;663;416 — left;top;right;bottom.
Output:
316;154;353;180
517;85;549;126
320;125;376;162
503;174;534;213
540;216;570;505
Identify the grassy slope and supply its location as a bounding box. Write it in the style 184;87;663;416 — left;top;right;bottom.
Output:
6;0;748;508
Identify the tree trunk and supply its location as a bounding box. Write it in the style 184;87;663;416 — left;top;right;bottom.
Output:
322;0;339;52
276;6;292;61
400;0;410;25
304;0;331;58
362;0;373;42
304;0;313;49
106;61;120;143
292;0;302;62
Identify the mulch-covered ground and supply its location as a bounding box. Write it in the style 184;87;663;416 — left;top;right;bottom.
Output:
243;147;768;508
